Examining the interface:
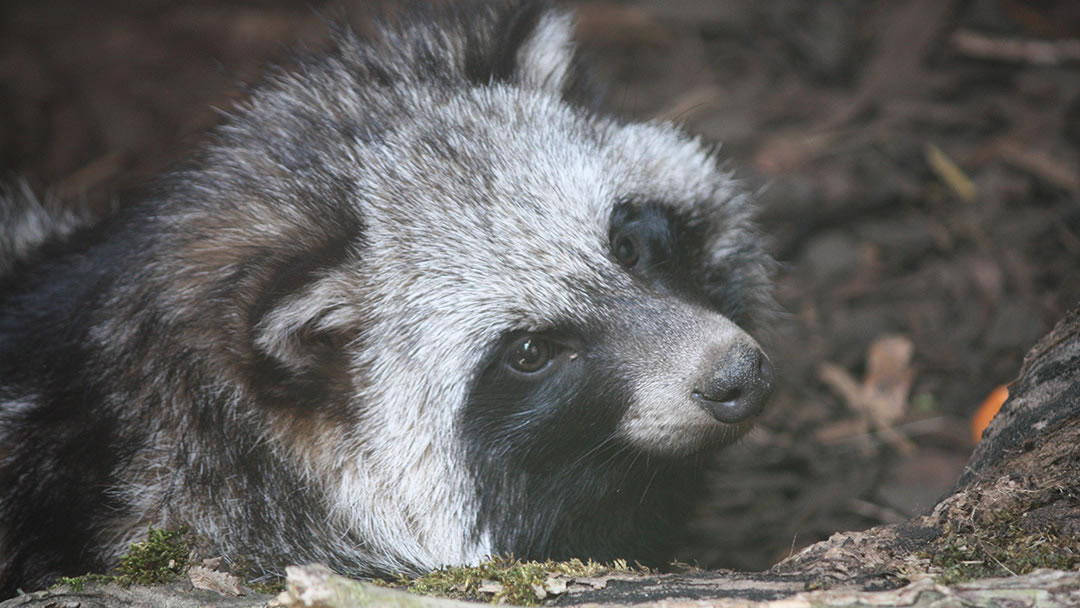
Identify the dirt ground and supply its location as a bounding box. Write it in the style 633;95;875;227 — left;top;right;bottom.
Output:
2;0;1078;574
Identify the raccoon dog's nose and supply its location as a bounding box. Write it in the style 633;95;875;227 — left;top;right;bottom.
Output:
692;344;774;424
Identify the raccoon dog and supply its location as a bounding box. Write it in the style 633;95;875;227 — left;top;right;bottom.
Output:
0;0;776;596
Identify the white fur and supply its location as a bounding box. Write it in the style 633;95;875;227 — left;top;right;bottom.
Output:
515;11;576;94
250;82;759;569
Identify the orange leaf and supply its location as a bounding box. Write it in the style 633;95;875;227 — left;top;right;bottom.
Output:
971;385;1009;444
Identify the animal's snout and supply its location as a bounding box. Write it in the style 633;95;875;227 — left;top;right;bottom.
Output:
692;343;774;424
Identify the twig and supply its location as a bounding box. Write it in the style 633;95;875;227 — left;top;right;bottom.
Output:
997;142;1080;192
952;30;1080;65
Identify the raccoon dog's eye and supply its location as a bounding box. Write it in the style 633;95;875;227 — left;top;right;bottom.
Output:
612;234;640;268
507;335;554;374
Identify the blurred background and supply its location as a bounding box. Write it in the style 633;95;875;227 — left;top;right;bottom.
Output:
2;0;1077;571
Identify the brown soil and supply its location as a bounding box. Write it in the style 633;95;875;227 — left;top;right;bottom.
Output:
2;0;1077;574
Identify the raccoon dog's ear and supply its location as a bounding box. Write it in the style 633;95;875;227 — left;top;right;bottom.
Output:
247;253;357;408
488;1;578;97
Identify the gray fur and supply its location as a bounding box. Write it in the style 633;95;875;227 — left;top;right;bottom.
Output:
0;0;775;595
0;181;91;277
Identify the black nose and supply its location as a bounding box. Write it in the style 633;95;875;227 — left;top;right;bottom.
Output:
692;344;774;424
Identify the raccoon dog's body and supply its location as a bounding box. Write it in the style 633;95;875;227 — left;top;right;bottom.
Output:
0;0;775;596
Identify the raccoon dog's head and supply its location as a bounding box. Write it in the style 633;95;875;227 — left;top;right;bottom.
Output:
173;0;774;572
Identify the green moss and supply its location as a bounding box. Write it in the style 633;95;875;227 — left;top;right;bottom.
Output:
111;526;193;586
389;556;639;606
53;573;114;592
923;518;1080;584
50;526;194;592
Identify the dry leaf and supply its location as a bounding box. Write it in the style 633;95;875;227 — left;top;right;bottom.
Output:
189;565;244;596
818;334;917;454
477;580;503;594
864;334;915;424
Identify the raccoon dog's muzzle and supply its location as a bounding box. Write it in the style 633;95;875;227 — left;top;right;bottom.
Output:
606;292;772;454
692;338;774;424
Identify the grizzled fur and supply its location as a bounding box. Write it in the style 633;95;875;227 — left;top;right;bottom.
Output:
0;182;92;278
0;0;775;597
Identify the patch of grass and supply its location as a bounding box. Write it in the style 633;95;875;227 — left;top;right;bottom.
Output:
924;518;1080;584
389;556;639;606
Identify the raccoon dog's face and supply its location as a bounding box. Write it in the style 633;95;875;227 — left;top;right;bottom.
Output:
463;196;773;459
191;0;775;571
